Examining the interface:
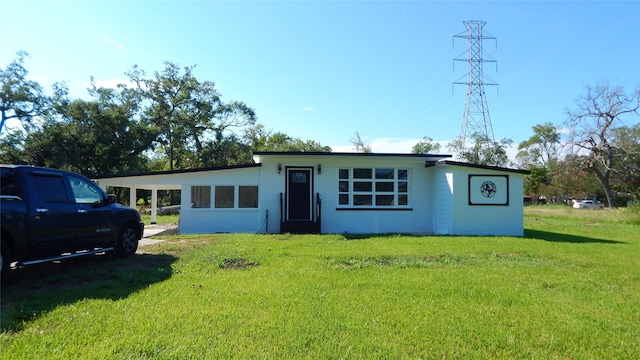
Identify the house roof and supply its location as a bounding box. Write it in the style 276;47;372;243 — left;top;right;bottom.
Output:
252;151;452;164
425;160;531;175
91;153;529;191
253;151;452;159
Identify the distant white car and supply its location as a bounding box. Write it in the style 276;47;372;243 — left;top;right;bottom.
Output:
573;200;604;209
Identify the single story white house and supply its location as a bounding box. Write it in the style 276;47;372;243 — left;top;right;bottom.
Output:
94;152;530;236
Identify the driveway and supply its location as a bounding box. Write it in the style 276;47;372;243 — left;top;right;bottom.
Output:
139;224;178;247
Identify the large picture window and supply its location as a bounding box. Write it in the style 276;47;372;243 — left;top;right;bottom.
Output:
338;168;409;208
191;186;211;208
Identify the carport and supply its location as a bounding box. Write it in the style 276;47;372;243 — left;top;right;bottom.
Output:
93;170;184;224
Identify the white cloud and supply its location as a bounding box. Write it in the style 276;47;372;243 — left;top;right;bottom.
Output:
97;34;125;51
331;137;449;154
370;137;453;154
370;137;421;153
330;144;354;152
301;106;315;112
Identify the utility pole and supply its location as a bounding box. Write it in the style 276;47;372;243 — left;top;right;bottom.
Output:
453;20;498;162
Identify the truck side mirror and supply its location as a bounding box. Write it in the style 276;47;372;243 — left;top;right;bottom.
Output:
107;194;117;204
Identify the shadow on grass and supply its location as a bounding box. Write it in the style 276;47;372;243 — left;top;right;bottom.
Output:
524;229;626;244
340;231;626;245
0;252;176;333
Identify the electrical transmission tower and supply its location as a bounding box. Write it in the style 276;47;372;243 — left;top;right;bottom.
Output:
453;20;498;162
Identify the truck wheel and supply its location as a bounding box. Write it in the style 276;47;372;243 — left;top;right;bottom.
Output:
1;241;12;280
116;223;139;256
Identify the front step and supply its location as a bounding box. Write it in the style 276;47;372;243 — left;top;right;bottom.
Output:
281;221;320;234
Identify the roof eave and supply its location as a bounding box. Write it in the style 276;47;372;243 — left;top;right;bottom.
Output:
426;160;531;175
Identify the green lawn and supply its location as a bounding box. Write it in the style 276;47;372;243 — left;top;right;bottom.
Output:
1;207;638;359
140;213;179;226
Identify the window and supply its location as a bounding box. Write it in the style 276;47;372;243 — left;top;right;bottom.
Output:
32;174;68;203
239;186;259;208
191;186;211;208
70;175;104;204
195;185;260;209
398;169;408;205
0;168;19;197
215;186;234;208
338;168;409;208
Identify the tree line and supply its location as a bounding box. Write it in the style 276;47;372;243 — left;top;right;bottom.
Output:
369;82;639;208
513;84;639;208
0;52;330;178
1;52;639;207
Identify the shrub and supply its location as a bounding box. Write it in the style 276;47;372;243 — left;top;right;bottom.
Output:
619;203;640;225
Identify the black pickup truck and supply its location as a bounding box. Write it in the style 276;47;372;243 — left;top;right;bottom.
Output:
1;165;144;277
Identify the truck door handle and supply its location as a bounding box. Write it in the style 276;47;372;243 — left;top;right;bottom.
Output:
36;208;49;213
78;209;88;214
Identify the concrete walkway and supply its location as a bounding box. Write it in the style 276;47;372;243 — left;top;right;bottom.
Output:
140;224;178;246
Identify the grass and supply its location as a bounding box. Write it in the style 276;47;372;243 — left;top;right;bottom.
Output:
1;206;638;358
140;214;179;226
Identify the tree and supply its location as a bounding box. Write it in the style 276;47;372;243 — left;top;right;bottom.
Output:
447;133;513;167
19;85;157;176
516;122;562;168
350;131;372;153
565;83;640;208
245;124;332;153
516;122;563;203
412;136;441;154
553;154;603;201
128;62;256;170
0;51;53;134
0;130;26;164
524;166;553;203
610;123;640;202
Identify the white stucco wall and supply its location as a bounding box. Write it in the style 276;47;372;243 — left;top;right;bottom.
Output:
178;167;265;234
255;154;436;235
431;166;454;235
326;157;433;234
432;164;525;236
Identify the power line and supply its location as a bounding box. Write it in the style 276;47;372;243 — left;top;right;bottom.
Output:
453;20;498;161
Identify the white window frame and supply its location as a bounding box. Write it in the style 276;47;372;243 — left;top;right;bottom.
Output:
238;185;259;208
205;185;260;209
338;168;410;208
191;185;212;208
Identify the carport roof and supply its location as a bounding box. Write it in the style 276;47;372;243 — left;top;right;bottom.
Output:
92;163;261;190
94;163;262;179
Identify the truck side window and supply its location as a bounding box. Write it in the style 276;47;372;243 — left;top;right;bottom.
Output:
32;174;69;203
0;168;20;196
69;176;103;204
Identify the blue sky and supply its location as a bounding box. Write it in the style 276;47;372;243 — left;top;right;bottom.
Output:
1;1;639;155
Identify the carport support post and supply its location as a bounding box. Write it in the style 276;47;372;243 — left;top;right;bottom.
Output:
151;188;158;224
129;187;137;209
